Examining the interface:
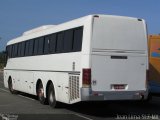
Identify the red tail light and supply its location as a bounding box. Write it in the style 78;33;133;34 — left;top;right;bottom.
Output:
82;68;91;87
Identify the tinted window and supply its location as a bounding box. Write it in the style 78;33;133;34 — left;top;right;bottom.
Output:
73;27;83;51
11;45;15;58
12;44;15;57
10;45;14;58
56;32;64;53
49;34;56;53
25;41;30;56
7;46;9;58
7;46;11;58
17;43;21;57
14;44;18;57
7;26;83;58
33;39;38;55
10;46;13;58
20;42;25;57
37;37;44;55
6;46;10;58
28;39;34;56
63;29;73;52
44;36;49;54
6;46;8;57
9;45;12;57
19;43;23;57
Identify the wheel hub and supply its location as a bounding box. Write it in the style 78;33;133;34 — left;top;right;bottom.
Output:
49;91;54;103
38;88;44;98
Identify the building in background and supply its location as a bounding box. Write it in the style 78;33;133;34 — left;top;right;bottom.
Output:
149;35;160;93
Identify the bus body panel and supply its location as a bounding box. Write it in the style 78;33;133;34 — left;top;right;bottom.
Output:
91;54;147;91
4;52;83;104
92;16;147;51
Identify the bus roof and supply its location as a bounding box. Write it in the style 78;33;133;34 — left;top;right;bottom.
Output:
7;14;142;46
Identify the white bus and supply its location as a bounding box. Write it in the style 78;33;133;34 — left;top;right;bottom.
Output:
4;14;148;108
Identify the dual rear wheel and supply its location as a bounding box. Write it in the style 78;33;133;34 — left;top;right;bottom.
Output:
37;82;58;108
48;83;57;108
37;82;46;104
8;77;58;108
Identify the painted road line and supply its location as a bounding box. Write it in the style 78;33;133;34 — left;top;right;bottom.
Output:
18;95;35;101
0;88;9;93
0;83;35;101
0;87;35;101
74;113;93;120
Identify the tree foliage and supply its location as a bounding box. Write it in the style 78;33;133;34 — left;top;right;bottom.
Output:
0;51;6;69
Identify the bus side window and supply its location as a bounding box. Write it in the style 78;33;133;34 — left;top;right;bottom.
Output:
44;36;49;54
33;39;38;55
11;45;15;58
28;39;34;56
63;29;73;52
9;45;12;58
56;32;64;53
49;34;56;54
37;37;44;55
21;42;25;57
25;41;30;56
73;27;83;52
15;44;18;57
17;43;21;57
6;46;9;59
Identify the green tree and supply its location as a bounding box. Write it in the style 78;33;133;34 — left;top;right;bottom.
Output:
0;51;6;69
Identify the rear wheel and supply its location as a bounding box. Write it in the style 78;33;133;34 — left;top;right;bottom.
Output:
37;82;46;104
48;83;57;108
143;93;152;103
8;77;17;94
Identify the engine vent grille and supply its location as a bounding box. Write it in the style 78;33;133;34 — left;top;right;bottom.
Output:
69;76;80;101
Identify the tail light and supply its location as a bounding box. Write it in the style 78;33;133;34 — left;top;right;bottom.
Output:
82;68;91;87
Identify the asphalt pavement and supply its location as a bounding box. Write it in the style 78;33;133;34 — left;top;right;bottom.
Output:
0;70;160;120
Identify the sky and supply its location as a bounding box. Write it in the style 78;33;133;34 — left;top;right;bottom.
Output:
0;0;160;51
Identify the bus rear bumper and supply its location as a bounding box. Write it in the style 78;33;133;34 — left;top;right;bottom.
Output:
81;88;148;101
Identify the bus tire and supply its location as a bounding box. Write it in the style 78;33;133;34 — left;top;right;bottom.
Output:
8;77;17;94
48;83;57;108
143;93;152;103
37;82;46;104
